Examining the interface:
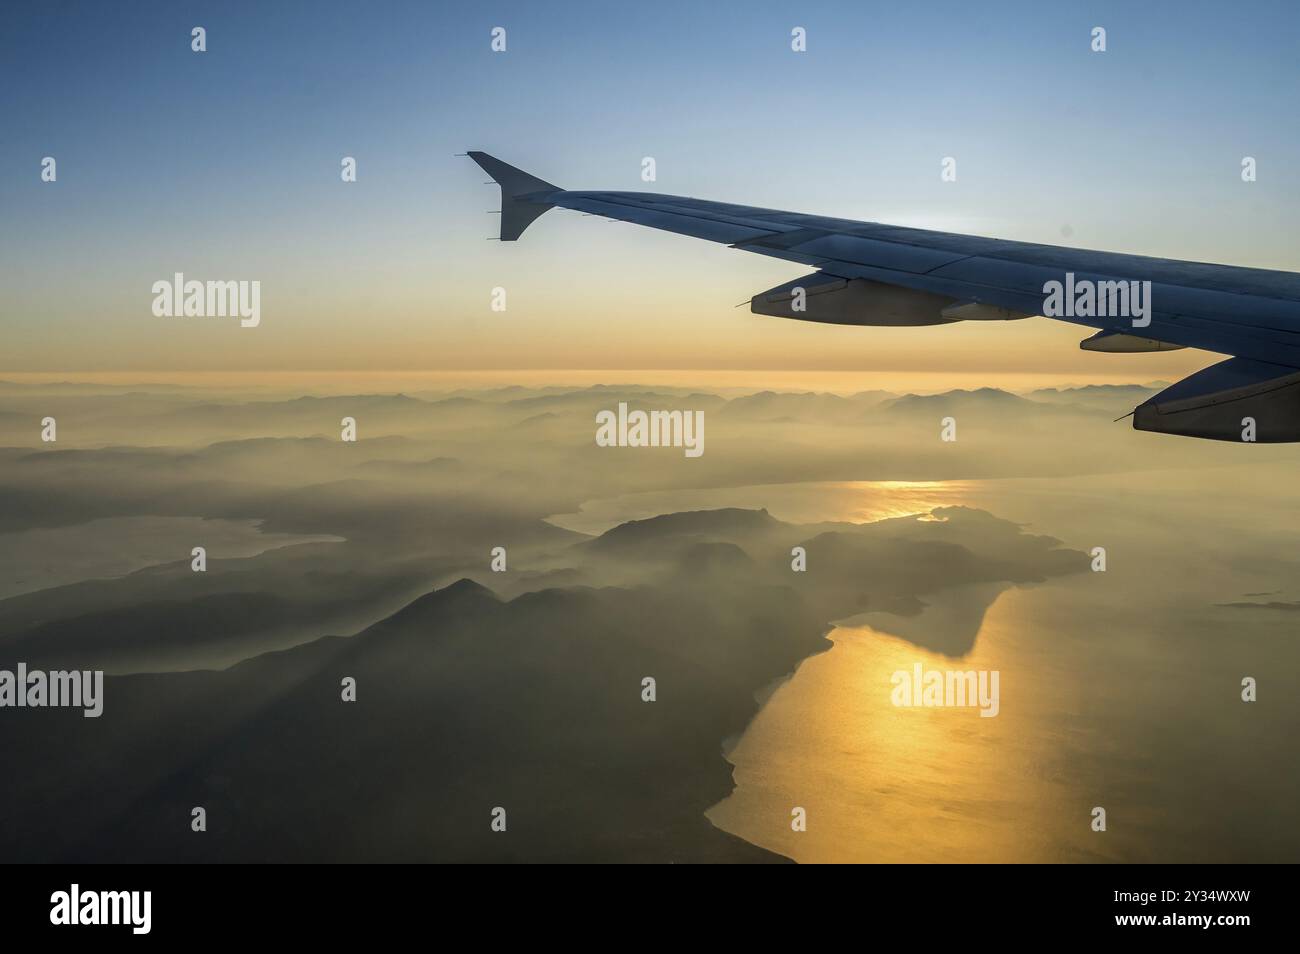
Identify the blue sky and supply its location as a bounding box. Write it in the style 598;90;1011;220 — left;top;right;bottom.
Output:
3;0;1299;374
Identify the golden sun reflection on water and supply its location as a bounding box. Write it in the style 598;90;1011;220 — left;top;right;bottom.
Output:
558;468;1300;862
547;479;983;536
830;480;978;523
707;585;1099;864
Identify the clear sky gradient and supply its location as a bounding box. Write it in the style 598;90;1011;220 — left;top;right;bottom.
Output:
4;0;1299;379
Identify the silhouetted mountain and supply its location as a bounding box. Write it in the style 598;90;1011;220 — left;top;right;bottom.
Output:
585;508;783;553
511;412;560;428
676;541;757;578
1;577;820;862
0;546;439;672
1027;384;1163;412
882;388;1037;414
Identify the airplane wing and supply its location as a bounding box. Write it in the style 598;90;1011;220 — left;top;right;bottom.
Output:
467;151;1300;442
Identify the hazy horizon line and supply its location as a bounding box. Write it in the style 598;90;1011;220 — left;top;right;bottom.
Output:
0;368;1174;393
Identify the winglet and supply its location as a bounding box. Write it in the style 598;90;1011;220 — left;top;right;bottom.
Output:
467;151;560;241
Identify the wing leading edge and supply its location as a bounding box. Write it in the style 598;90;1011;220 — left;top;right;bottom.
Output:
468;151;1300;442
